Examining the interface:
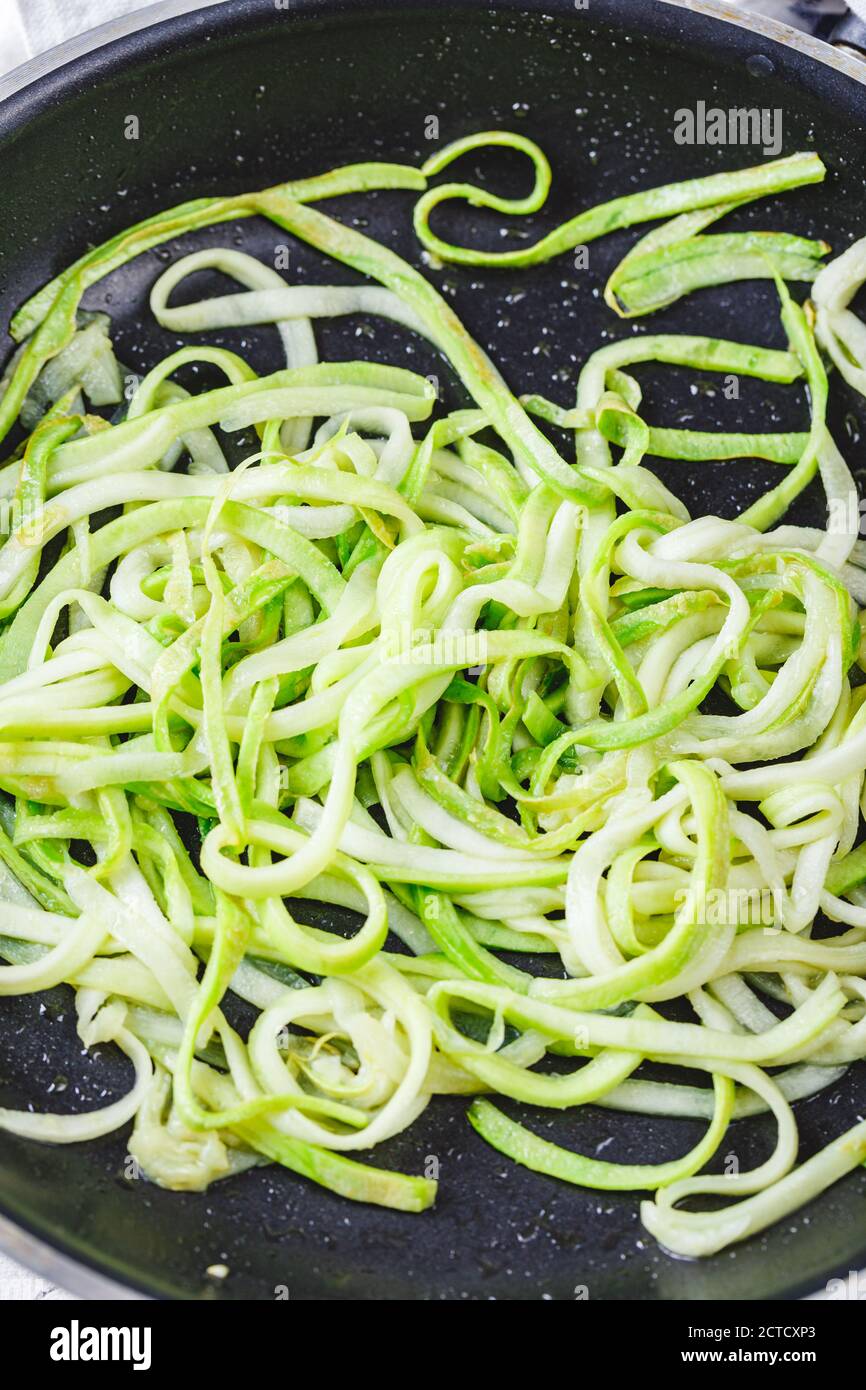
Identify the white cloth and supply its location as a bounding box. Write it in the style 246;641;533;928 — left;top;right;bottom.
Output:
0;1250;74;1300
0;0;229;82
8;0;160;57
0;0;30;75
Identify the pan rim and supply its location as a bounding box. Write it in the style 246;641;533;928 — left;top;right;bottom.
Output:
0;0;863;1302
0;0;865;114
0;1209;147;1300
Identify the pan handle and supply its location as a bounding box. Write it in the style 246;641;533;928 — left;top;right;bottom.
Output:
830;10;866;58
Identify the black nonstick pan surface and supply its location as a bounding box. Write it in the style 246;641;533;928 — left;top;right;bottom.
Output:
1;0;866;1301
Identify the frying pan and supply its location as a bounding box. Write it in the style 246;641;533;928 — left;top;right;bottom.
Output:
1;0;865;1302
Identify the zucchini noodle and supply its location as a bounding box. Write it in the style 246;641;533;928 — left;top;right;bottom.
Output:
1;130;866;1258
